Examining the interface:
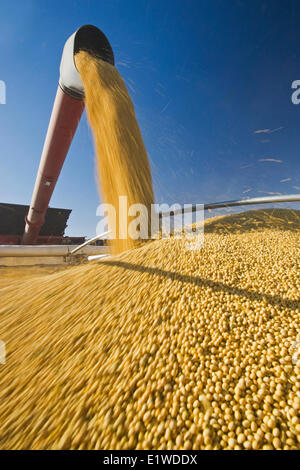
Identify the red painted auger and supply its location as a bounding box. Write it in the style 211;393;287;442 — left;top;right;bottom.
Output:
22;25;114;245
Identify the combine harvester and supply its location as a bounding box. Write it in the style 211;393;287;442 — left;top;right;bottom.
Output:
0;24;299;266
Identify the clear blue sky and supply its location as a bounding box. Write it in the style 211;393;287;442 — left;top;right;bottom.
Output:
1;0;300;238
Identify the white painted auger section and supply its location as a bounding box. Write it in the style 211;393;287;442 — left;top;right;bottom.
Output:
87;254;109;261
59;29;84;99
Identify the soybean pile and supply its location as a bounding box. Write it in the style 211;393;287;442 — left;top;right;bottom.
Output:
0;209;299;450
75;51;154;255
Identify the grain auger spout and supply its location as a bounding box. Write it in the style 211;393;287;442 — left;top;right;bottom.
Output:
22;25;114;245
